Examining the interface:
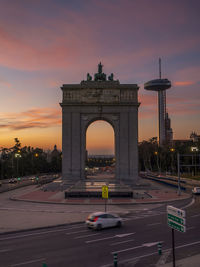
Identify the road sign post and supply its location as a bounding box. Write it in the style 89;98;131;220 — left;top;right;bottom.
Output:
167;206;186;267
102;185;108;212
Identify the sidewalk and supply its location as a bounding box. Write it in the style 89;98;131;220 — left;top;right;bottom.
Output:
161;253;200;267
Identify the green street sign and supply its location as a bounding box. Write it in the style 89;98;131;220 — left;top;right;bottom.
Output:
168;214;185;226
167;205;186;233
168;220;186;233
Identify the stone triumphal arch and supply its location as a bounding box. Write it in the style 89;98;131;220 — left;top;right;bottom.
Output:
60;63;140;183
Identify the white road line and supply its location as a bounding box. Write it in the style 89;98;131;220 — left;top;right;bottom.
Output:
11;258;46;266
65;230;88;235
111;241;162;254
0;249;11;253
0;226;84;241
123;212;164;221
102;240;200;267
86;236;116;244
110;239;135;246
147;223;161;227
85;232;135;244
74;233;100;239
187;227;195;231
101;251;166;267
191;214;200;218
175;240;200;249
112;244;144;254
181;198;195;209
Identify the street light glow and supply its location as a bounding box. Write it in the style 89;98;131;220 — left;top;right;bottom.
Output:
191;147;198;152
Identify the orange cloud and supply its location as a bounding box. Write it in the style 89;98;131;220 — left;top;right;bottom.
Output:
174;81;195;86
0;107;61;131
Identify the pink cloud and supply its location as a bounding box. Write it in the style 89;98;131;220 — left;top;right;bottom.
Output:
174;81;195;86
0;107;61;131
0;1;199;74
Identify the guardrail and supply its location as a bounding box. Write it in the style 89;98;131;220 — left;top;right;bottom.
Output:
140;173;187;191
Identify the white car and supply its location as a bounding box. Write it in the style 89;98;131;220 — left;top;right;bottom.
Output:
192;187;200;195
86;212;122;230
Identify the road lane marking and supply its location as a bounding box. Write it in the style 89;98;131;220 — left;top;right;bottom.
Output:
11;258;46;266
86;236;116;243
182;198;195;209
102;239;200;267
101;251;163;267
0;249;11;253
0;226;84;241
74;233;100;239
147;223;161;226
187;227;195;231
104;240;200;266
123;212;164;221
110;239;135;246
65;230;88;235
191;214;200;218
86;233;135;244
175;240;200;249
115;233;135;238
112;241;163;254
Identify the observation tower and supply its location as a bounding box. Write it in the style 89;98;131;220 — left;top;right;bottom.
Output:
144;59;172;146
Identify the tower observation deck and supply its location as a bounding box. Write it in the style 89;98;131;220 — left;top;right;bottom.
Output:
144;59;172;146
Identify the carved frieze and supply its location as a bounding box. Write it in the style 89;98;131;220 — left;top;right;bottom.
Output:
63;88;137;104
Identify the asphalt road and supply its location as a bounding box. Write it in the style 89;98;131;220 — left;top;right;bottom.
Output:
0;197;199;267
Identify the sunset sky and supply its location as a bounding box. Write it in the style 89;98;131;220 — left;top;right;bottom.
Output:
0;0;200;154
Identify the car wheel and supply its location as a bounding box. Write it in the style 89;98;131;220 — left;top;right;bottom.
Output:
116;221;122;228
96;224;102;231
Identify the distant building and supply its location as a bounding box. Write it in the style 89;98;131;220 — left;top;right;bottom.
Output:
165;112;173;144
190;131;200;143
51;145;60;159
173;131;200;146
88;155;114;159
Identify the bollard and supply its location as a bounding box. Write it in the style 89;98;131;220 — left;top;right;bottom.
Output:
158;242;162;255
113;252;118;267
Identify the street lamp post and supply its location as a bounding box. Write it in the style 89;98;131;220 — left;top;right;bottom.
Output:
177;153;181;196
191;147;199;176
170;148;175;175
154;151;160;174
15;152;21;177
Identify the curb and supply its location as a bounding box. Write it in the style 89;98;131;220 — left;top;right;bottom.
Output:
9;193;192;205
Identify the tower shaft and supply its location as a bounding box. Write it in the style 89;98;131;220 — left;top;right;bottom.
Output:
158;90;166;145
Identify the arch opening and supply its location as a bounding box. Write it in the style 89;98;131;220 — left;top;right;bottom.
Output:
86;120;115;179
